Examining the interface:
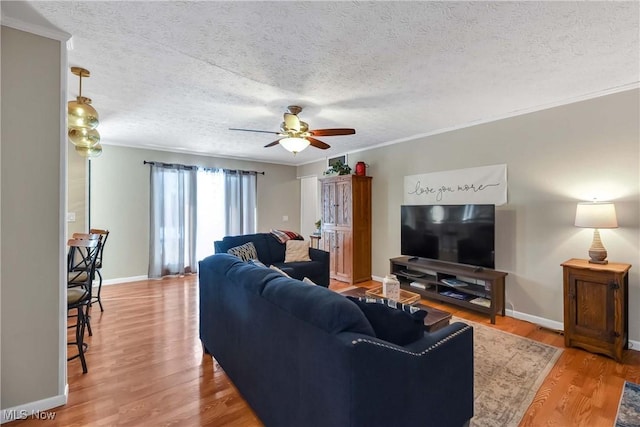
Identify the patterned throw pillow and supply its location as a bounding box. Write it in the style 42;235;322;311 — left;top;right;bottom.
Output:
227;242;258;262
270;229;304;244
284;240;311;262
347;296;428;346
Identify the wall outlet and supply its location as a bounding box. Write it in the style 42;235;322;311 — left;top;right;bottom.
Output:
67;212;76;222
282;215;289;222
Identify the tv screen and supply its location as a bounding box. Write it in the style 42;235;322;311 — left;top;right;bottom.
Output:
401;204;495;269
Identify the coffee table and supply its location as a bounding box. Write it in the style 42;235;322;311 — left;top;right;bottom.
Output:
365;285;421;305
339;287;452;333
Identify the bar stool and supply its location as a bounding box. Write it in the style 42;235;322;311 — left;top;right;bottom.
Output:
67;237;100;374
89;228;110;311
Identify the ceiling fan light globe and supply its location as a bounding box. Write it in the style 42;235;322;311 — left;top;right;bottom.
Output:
280;137;310;154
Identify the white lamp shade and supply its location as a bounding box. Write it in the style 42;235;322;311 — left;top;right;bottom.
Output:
279;137;310;154
575;202;618;229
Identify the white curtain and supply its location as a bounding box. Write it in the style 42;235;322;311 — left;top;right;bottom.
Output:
225;170;257;236
196;169;225;262
148;165;198;278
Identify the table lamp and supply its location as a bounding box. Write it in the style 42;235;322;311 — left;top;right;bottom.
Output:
574;202;618;264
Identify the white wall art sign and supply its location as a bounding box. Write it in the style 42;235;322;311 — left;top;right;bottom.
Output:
404;164;507;205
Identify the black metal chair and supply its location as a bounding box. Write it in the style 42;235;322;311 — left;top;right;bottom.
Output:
89;228;110;311
69;233;100;330
67;237;100;374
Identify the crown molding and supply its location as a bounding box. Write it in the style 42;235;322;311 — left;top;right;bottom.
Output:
1;16;70;42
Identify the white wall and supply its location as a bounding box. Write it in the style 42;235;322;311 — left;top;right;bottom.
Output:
90;145;301;281
1;26;67;413
298;89;640;340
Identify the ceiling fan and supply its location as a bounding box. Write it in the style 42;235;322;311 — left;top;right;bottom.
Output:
229;105;356;154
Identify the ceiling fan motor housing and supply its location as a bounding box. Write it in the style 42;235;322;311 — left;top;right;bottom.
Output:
230;104;355;152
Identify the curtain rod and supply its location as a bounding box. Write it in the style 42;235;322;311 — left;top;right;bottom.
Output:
143;160;264;175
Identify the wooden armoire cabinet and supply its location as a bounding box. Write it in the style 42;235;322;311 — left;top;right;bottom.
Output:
562;258;631;362
320;175;372;284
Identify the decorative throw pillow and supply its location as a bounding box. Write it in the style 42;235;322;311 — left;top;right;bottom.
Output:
347;297;428;346
248;259;267;269
284;240;311;263
269;264;291;277
302;277;318;286
227;242;258;262
270;229;304;244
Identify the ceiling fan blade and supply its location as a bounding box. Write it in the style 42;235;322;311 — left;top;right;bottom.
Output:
229;128;280;135
309;128;356;137
307;137;330;150
283;113;300;132
264;139;282;148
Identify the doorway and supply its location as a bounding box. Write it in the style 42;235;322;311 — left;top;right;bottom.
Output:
300;176;319;239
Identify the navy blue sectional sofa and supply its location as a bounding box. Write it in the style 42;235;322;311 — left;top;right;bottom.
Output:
214;232;330;287
199;254;474;427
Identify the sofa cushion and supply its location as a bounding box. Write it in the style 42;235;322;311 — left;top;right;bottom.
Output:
284;240;311;262
271;261;324;281
227;242;258;261
347;297;428;346
222;255;288;295
262;278;375;336
264;234;287;264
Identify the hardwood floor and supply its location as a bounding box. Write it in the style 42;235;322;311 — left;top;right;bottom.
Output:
7;276;640;426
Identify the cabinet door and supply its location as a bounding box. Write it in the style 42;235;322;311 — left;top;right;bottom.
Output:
335;179;352;227
566;269;617;344
321;181;337;226
322;230;337;277
334;230;353;282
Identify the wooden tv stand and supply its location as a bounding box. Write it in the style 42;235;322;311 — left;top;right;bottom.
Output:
389;257;508;324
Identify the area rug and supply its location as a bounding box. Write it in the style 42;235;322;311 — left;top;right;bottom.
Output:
456;317;562;427
615;381;640;427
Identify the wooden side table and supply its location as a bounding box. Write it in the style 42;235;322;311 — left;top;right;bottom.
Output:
562;258;631;362
309;234;321;249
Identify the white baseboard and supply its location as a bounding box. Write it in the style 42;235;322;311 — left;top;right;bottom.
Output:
508;309;640;352
1;384;68;423
506;309;564;332
101;275;148;286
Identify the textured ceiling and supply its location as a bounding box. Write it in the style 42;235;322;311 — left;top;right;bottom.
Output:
3;1;639;165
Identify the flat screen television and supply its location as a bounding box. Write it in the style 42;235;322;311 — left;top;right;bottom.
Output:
401;204;495;269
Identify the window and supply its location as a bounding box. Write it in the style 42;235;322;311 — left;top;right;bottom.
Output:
148;163;258;278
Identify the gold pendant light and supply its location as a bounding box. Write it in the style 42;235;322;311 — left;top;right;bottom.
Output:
68;67;102;156
74;143;103;158
68;127;100;148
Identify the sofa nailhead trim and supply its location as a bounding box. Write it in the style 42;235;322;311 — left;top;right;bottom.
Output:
350;325;472;356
